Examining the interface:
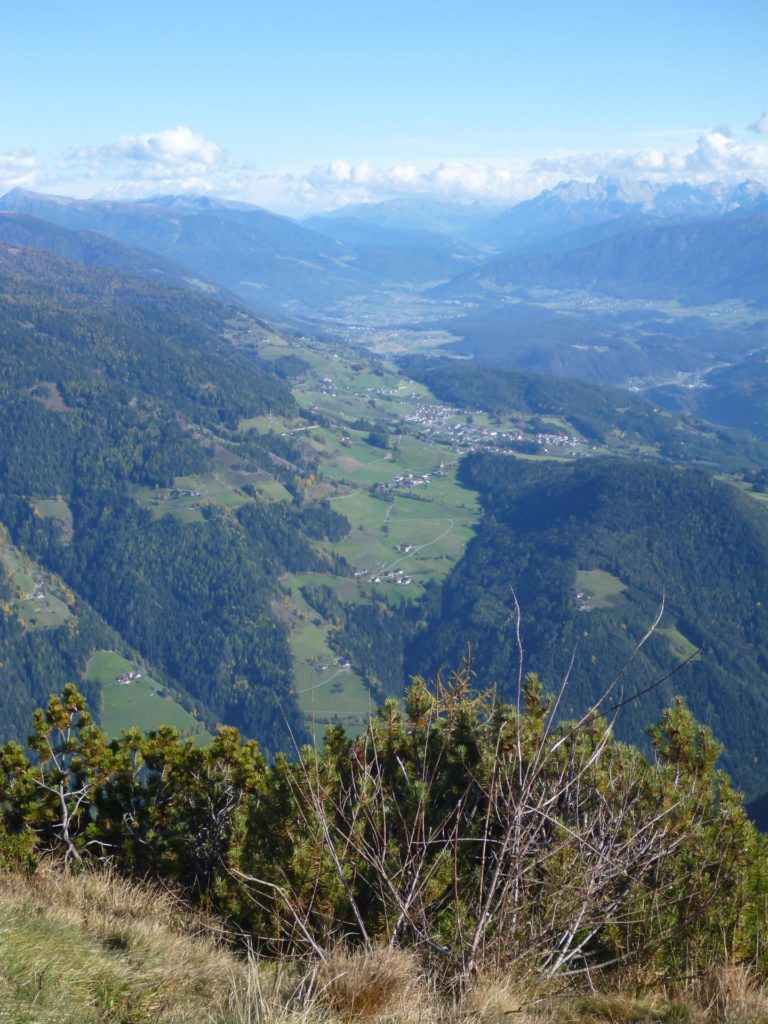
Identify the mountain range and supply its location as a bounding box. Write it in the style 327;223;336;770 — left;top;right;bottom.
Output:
461;176;768;250
1;179;768;803
0;189;371;314
0;189;479;314
435;210;768;306
3;177;767;317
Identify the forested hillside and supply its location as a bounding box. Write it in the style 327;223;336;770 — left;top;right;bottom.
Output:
0;243;346;752
650;348;768;442
2;230;768;796
0;211;225;294
0;537;119;742
436;212;768;306
408;455;768;798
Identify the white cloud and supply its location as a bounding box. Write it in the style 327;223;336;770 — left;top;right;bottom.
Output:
530;129;768;185
108;125;225;167
749;112;768;135
6;123;768;213
276;127;768;211
0;150;41;192
63;126;230;196
291;157;542;210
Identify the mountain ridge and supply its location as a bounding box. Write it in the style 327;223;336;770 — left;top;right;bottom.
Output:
434;210;768;306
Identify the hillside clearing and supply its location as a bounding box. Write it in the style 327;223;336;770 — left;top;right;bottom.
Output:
86;651;212;742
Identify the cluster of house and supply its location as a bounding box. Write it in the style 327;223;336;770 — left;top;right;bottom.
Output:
405;412;524;452
414;417;589;458
534;432;583;452
404;403;465;428
359;385;422;401
392;472;431;489
355;567;412;586
312;656;352;672
395;397;591;457
170;487;202;499
26;576;46;603
371;464;451;498
115;669;142;685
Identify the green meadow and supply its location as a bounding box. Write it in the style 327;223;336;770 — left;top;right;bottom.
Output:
0;535;74;629
35;498;74;543
86;651;212;742
243;349;494;728
276;586;373;734
575;568;629;609
658;624;700;662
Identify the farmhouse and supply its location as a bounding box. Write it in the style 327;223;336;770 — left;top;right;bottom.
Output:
116;669;142;685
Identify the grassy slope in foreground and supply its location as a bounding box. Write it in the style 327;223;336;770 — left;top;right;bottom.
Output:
0;868;260;1024
2;865;761;1024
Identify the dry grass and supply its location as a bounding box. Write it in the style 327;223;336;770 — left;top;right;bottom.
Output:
315;946;426;1021
0;864;318;1024
1;866;766;1024
558;993;688;1024
460;971;545;1024
692;965;768;1024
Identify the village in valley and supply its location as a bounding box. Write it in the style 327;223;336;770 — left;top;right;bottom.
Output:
117;319;636;737
222;328;622;735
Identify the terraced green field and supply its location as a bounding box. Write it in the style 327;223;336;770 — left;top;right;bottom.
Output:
86;651;212;742
0;531;75;629
274;586;373;734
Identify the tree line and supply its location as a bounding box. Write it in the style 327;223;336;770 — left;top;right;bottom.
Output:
1;670;766;989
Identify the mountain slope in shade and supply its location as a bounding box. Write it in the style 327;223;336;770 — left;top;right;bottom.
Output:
650;347;768;441
0;211;223;293
436;212;768;306
302;214;482;282
407;454;768;799
0;189;371;313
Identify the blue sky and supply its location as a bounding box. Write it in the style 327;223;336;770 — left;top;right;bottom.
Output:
4;0;767;211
